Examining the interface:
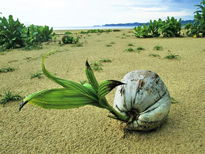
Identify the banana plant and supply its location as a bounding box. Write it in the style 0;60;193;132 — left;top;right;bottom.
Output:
149;19;160;37
159;16;181;37
134;24;152;38
194;0;205;36
19;53;129;122
0;15;25;49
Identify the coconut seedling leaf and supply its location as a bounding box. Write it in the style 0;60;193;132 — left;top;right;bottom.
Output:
19;88;100;110
85;60;99;92
19;52;128;123
98;80;124;100
42;53;98;101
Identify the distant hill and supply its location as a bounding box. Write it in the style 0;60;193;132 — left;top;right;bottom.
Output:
102;20;194;27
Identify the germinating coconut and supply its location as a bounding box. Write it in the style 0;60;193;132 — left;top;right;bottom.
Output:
19;53;171;132
114;70;171;131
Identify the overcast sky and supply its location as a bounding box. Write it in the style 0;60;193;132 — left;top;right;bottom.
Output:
0;0;202;27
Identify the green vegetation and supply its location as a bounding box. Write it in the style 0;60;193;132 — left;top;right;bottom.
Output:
79;29;114;34
164;53;179;59
0;15;25;50
153;45;163;51
148;20;161;37
128;43;133;46
64;31;72;35
171;97;179;104
0;15;55;51
0;91;22;107
90;61;103;71
110;41;116;44
31;72;43;79
19;53;129;124
106;44;112;47
62;35;79;44
136;46;145;50
134;23;151;38
134;17;181;38
124;48;134;52
160;17;181;37
0;67;15;73
113;29;121;32
24;24;54;48
79;80;88;85
99;59;112;63
71;42;83;47
185;0;205;37
149;54;160;57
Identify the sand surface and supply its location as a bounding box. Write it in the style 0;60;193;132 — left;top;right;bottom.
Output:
0;29;204;153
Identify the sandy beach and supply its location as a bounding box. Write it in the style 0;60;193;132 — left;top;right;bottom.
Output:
0;29;204;153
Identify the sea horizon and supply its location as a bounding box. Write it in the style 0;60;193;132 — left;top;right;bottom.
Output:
53;26;135;30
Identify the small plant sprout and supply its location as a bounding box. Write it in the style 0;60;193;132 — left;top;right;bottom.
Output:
128;43;133;46
19;52;171;131
136;46;145;51
153;45;163;51
164;53;179;59
149;54;160;57
106;44;112;47
0;91;22;107
0;67;15;73
90;61;103;71
124;48;134;52
31;72;43;79
99;59;112;63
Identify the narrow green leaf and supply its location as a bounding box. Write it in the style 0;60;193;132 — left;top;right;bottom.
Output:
85;60;99;92
41;53;98;102
98;80;124;100
19;88;101;110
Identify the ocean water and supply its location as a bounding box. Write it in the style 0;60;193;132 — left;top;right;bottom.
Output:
53;26;135;30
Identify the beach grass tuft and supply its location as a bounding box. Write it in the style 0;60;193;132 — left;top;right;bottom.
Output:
153;45;163;51
149;53;160;57
0;67;15;73
31;72;43;79
136;46;145;50
0;91;22;107
164;53;179;59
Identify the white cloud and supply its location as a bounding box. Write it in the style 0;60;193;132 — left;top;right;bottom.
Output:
0;0;196;27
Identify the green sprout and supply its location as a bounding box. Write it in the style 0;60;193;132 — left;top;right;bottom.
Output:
124;48;134;52
99;59;112;63
90;62;103;71
136;46;145;51
0;91;22;107
106;44;112;47
19;52;129;123
128;43;133;46
31;72;43;79
153;45;163;51
164;53;179;59
149;54;160;57
0;67;15;73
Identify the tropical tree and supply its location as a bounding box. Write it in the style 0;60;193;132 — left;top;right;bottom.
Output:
194;0;205;36
185;0;205;37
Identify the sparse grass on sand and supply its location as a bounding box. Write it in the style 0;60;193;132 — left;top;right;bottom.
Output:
0;29;204;154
